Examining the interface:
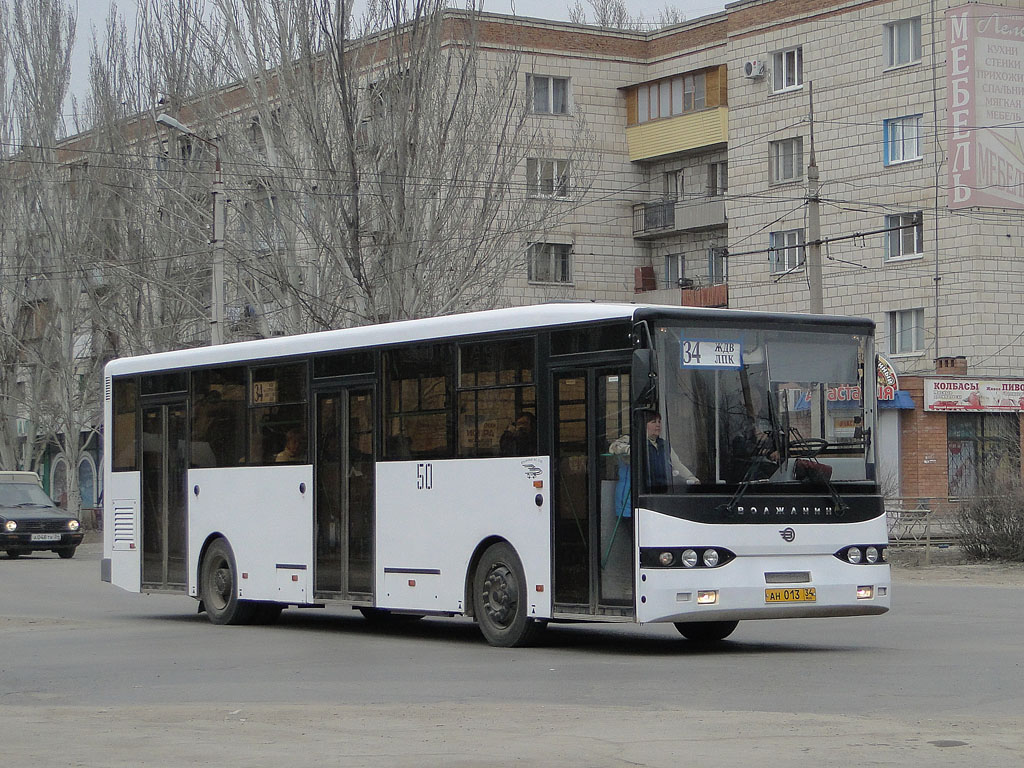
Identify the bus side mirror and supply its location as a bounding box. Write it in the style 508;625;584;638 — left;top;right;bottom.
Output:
632;349;657;408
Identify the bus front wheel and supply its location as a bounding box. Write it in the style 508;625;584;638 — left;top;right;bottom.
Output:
674;620;738;643
200;538;255;625
473;542;544;647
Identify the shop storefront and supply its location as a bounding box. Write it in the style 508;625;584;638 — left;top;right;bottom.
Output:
898;360;1024;506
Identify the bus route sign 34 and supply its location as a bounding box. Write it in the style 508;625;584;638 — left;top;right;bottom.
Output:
680;339;743;370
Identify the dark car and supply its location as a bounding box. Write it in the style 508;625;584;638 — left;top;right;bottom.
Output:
0;472;84;559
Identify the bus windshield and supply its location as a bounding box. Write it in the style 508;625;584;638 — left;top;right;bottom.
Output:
649;323;873;491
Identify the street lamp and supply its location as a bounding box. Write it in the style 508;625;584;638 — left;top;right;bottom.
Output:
156;113;226;345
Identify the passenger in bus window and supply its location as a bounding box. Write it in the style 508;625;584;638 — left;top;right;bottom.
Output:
500;411;537;456
609;413;698;506
275;428;306;463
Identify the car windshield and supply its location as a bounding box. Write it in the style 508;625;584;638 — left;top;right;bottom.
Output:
649;323;874;492
0;482;56;508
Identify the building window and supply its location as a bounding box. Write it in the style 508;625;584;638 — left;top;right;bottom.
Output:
885;212;924;259
664;169;682;199
665;253;684;287
707;161;727;196
528;75;569;114
708;246;728;284
770;137;803;184
636;72;706;123
526;158;570;198
884;115;922;165
769;229;805;273
884;17;922;69
528;242;572;284
948;414;1021;497
772;46;803;92
888;308;924;354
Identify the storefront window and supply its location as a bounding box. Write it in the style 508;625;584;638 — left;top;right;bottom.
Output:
947;413;1021;496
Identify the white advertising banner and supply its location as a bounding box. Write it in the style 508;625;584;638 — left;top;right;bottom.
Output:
925;379;1024;412
947;5;1024;210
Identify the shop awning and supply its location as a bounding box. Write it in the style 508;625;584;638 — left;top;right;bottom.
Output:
792;390;915;410
880;390;915;409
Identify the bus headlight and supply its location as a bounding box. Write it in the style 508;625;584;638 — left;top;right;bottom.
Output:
639;547;736;569
834;545;888;564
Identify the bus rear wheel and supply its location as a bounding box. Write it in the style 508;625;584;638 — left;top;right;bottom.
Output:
473;542;544;647
674;620;738;643
200;538;255;625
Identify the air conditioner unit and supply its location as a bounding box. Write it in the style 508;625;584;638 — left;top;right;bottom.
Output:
744;60;765;79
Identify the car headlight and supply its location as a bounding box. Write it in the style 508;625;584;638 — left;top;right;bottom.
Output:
4;519;16;532
68;519;80;532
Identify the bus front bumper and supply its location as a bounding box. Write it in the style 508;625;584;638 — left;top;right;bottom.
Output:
636;556;891;624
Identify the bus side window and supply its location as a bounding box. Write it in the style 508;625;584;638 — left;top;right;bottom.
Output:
457;338;536;458
112;377;138;472
384;344;454;460
191;367;247;467
248;363;308;465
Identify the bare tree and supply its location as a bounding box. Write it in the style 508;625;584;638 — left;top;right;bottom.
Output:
201;0;592;332
567;0;685;30
0;0;102;515
79;1;228;355
567;0;642;30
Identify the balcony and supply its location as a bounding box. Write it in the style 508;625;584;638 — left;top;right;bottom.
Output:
632;197;727;239
634;268;728;308
680;281;728;308
625;106;728;163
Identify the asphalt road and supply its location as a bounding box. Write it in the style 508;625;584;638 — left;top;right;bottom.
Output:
2;536;1023;767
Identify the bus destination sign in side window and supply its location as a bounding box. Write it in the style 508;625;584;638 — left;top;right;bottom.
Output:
680;338;743;370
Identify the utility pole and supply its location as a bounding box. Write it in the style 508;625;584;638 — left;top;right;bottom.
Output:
156;113;225;345
806;81;824;314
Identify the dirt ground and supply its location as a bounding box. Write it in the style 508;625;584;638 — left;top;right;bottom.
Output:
889;545;1024;586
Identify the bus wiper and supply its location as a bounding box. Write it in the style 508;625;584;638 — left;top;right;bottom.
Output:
794;457;850;516
717;460;771;515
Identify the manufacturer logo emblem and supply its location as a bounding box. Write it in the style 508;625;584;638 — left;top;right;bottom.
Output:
779;527;796;542
521;461;542;479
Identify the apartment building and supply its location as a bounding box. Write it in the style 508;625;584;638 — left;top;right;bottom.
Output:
487;0;1024;503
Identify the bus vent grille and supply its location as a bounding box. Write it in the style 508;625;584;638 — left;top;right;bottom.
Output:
113;507;135;543
764;571;811;584
104;377;112;402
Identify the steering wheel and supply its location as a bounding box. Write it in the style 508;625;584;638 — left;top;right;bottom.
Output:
789;437;829;458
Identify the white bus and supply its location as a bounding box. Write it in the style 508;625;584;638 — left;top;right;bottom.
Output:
101;303;890;646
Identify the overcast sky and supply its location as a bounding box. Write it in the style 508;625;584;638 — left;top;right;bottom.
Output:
69;0;729;103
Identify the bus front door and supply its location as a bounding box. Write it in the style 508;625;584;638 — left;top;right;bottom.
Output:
552;368;633;617
314;388;374;600
140;400;188;590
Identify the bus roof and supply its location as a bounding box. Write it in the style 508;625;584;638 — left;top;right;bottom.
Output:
104;303;874;377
